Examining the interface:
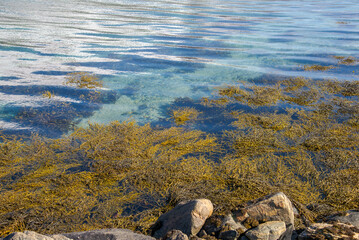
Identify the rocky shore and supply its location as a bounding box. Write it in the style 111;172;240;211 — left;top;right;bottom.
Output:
2;192;359;240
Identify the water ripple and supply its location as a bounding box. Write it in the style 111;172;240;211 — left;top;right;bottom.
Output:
0;0;358;135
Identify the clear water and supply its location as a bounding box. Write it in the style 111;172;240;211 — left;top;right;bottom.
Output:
1;0;359;136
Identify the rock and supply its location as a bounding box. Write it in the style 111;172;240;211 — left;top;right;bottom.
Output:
3;231;71;240
245;221;286;240
62;229;155;240
232;192;295;227
298;222;359;240
189;237;205;240
218;230;238;240
151;199;213;239
197;230;207;238
202;215;224;236
306;203;335;220
279;224;294;240
222;214;247;233
50;235;71;240
162;230;189;240
326;210;359;228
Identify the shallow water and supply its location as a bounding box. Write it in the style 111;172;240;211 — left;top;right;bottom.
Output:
0;0;359;136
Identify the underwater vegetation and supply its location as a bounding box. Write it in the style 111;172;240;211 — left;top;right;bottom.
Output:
333;56;358;65
301;56;358;72
0;72;358;236
171;107;200;126
12;72;117;137
302;64;336;71
64;72;103;89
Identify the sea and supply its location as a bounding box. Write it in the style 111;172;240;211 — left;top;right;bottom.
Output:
0;0;358;137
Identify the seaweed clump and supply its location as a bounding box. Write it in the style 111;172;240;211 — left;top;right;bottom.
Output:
333;56;358;65
64;72;103;89
302;65;336;71
171;107;200;126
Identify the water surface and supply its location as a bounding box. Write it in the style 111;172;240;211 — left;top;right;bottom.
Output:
0;0;358;136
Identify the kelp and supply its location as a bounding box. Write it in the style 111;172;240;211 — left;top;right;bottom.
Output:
0;76;358;236
171;107;200;126
64;72;103;89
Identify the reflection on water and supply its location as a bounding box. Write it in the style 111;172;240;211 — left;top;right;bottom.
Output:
0;0;359;136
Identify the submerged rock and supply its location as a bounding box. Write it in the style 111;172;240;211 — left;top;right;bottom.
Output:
151;199;213;239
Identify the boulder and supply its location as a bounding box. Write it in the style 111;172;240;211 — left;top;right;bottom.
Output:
326;210;359;228
50;235;70;240
3;231;70;240
245;221;286;240
232;192;294;227
298;222;359;240
151;199;213;239
62;229;155;240
162;230;189;240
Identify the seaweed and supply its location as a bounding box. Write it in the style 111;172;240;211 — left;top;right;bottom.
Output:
0;75;358;237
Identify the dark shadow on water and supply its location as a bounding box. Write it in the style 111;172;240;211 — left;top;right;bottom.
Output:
0;84;120;138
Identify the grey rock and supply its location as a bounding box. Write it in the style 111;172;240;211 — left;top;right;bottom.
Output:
326;210;359;228
245;221;286;240
232;193;294;227
222;214;247;233
151;199;213;239
218;230;238;240
50;235;71;240
3;231;71;240
162;230;189;240
62;229;155;240
298;222;359;240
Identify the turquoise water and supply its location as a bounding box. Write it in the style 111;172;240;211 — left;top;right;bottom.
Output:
0;0;358;136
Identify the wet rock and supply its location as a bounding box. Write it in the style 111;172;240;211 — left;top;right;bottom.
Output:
162;230;189;240
298;222;359;240
245;221;286;240
3;231;71;240
233;192;295;226
62;229;155;240
151;199;213;239
326;210;359;228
